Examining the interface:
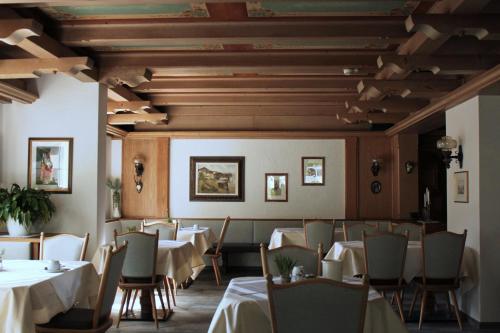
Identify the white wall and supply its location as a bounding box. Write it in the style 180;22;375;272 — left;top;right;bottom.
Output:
0;74;107;254
446;95;500;323
170;139;345;218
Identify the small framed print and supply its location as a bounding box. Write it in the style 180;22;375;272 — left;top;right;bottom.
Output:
453;171;469;203
28;138;73;194
265;173;288;202
302;157;325;185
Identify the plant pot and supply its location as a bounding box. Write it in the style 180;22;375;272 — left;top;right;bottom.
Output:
112;206;121;218
280;274;291;283
6;217;31;236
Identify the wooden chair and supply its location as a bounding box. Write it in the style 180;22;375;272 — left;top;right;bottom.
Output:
266;274;368;333
260;244;322;277
409;230;467;330
303;219;336;253
203;216;231;286
343;223;377;241
362;231;408;321
141;219;179;240
114;230;167;329
40;232;90;261
35;243;128;333
389;222;424;241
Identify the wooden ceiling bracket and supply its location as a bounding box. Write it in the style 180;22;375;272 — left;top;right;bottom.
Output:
0;57;94;80
101;67;153;88
0;80;38;104
0;19;43;45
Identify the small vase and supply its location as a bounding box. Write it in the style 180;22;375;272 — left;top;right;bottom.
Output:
112;206;121;218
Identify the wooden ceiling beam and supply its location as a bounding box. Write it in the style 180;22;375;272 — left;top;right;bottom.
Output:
0;79;38;104
0;19;42;45
100;67;152;88
99;51;379;77
0;57;94;79
376;54;499;79
108;113;168;125
107;85;160;113
149;93;358;106
345;98;428;114
107;100;152;114
357;79;459;100
166;105;347;116
0;95;12;104
134;77;358;93
337;113;407;124
61;18;408;47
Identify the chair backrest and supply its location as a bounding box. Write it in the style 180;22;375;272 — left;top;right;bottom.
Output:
343;223;377;241
390;222;423;241
267;275;368;333
114;230;158;281
363;232;408;283
261;244;322;277
214;216;231;255
39;232;90;261
422;230;467;283
303;219;336;251
141;219;178;240
92;243;128;328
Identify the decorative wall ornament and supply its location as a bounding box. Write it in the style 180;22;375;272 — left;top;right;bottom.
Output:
302;157;325;185
371;159;381;176
371;181;382;194
436;136;463;169
134;157;144;193
405;161;416;174
453;171;469;203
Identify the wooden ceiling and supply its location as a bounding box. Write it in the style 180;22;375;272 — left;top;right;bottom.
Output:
1;0;500;136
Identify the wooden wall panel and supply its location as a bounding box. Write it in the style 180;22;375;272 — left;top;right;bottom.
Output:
358;136;393;219
122;137;170;219
345;137;359;219
392;134;419;218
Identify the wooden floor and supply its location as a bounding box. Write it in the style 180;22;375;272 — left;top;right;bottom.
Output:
108;270;498;333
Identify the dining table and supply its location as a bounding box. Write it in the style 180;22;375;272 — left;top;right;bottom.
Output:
325;241;476;293
0;259;99;333
177;226;217;256
268;227;344;249
208;276;409;333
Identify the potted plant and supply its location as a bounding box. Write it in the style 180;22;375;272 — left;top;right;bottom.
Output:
274;254;296;283
0;184;56;236
106;178;121;218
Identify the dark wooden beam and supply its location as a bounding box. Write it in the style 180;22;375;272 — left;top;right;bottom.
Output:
357;79;459;100
108;113;168;125
107;101;152;114
0;79;38;104
345;98;428;114
61;18;408;47
0;57;94;79
149;92;358;106
106;124;128;138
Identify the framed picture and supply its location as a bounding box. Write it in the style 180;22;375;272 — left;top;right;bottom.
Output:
190;156;245;201
28;138;73;194
302;157;325;185
265;173;288;202
453;171;469;203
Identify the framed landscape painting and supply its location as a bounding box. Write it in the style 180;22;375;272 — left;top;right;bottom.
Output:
302;157;325;185
28;138;73;194
265;173;288;202
453;171;469;203
190;156;245;201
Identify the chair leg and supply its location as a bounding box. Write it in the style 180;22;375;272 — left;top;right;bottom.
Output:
450;289;463;330
150;289;159;329
395;290;405;322
446;290;453;314
156;287;167;319
125;288;132;315
116;289;128;328
163;277;172;310
130;289;139;312
166;278;176;306
418;291;427;330
409;288;421;319
212;257;222;286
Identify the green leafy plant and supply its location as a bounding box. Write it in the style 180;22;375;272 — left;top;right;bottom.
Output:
0;184;56;228
106;178;121;208
274;254;297;278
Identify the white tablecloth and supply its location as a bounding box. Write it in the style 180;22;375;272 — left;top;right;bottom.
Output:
268;227;344;249
0;260;99;333
325;241;475;291
177;227;217;256
92;240;205;282
208;276;409;333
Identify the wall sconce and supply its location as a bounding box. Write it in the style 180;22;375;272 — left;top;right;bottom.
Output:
134;157;144;193
436;136;463;169
371;159;381;177
405;161;416;174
